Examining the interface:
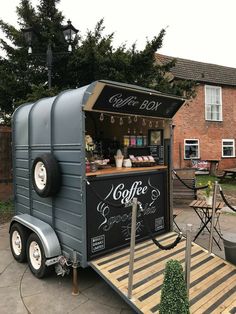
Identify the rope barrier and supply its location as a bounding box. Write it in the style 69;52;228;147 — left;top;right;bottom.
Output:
139;202;182;250
219;185;236;212
85;179;130;208
172;170;209;191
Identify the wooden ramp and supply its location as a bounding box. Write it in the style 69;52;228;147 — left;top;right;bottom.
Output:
89;232;236;314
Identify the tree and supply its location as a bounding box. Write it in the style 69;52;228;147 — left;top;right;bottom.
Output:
0;0;195;124
159;259;190;314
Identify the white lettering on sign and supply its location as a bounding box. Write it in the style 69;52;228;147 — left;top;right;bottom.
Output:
108;93;162;112
113;181;147;204
96;178;161;232
109;93;138;108
139;100;162;111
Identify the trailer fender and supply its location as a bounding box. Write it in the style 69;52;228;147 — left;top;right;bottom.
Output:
10;214;61;258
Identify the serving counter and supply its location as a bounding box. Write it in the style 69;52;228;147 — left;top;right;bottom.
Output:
86;166;169;259
86;165;167;177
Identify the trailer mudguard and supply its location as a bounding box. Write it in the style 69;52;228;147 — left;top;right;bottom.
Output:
10;214;61;258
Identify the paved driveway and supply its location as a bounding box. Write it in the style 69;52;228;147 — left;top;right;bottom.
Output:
1;206;236;314
0;223;133;314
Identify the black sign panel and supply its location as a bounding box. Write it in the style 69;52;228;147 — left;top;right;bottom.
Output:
86;171;168;260
93;85;184;118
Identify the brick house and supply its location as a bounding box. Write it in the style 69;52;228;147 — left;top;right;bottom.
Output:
157;54;236;172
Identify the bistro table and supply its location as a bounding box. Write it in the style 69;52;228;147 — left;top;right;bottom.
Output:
189;199;225;250
218;168;236;182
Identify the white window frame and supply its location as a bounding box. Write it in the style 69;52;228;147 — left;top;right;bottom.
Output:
222;139;235;157
184;139;200;159
205;85;223;121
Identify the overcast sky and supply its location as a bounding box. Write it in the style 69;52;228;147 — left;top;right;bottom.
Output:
1;0;236;68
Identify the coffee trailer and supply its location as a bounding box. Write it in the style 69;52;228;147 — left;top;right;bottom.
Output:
10;80;185;306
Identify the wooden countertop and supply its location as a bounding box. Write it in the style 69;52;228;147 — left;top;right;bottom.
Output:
86;165;167;177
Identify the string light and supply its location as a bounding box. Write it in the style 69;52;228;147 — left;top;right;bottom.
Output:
99;113;104;121
111;116;115;124
98;113;162;130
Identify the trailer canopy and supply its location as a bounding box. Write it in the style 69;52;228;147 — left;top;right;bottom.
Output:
83;80;186;118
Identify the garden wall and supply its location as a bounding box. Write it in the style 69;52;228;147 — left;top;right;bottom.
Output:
0;126;13;201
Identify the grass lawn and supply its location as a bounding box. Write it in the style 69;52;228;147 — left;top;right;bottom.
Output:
0;200;14;224
196;175;236;192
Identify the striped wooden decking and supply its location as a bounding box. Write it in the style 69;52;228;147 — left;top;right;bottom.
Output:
89;232;236;313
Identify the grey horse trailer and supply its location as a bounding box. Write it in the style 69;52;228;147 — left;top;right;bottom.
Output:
10;80;185;281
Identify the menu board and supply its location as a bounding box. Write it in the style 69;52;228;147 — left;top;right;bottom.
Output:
86;170;168;259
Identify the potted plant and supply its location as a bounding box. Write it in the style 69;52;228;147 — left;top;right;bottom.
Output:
159;259;190;314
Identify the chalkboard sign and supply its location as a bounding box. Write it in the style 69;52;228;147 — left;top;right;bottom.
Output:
86;170;168;260
93;85;184;118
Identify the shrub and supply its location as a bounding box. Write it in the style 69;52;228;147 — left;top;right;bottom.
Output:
159;259;190;314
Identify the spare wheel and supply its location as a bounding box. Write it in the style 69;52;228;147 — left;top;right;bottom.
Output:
32;153;61;197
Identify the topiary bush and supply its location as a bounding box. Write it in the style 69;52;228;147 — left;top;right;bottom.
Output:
159;259;190;314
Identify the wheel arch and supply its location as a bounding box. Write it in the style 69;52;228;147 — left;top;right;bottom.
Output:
10;214;61;258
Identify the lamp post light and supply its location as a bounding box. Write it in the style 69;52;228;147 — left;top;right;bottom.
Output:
22;20;78;89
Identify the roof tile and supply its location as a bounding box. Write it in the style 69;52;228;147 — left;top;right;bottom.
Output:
156;54;236;86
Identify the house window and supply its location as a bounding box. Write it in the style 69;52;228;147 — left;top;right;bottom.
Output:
205;85;222;121
184;139;199;159
222;139;235;157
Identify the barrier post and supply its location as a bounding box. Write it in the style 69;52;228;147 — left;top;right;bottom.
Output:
72;250;79;295
209;181;218;253
185;223;192;298
127;197;138;299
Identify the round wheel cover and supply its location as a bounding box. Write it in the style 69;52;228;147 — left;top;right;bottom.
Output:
10;223;28;263
32;153;61;197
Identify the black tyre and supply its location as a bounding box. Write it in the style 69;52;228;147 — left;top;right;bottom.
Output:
32;153;60;198
10;223;28;263
26;233;50;278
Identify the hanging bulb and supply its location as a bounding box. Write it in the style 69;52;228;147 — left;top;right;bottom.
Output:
155;120;159;128
119;117;124;125
128;116;132;124
111;116;115;124
127;128;131;134
149;121;153;128
28;46;32;54
142;119;146;126
134;115;138;122
99;113;104;121
133;128;136;135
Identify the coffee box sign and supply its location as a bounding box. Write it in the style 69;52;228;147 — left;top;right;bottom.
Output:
93;85;184;118
86;171;168;259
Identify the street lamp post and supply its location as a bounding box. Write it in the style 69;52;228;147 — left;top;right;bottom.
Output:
22;20;78;89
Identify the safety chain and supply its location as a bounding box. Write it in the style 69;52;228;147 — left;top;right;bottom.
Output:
219;185;236;212
172;170;209;191
138;202;183;250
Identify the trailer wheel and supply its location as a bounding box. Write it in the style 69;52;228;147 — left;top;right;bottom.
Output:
32;153;60;198
27;233;49;278
10;223;28;263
